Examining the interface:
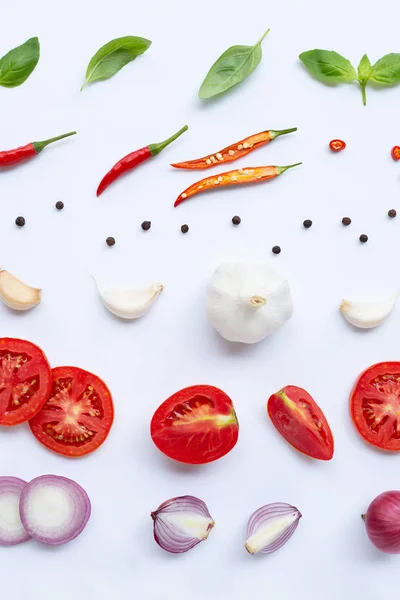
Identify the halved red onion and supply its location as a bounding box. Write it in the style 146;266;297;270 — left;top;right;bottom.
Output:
245;502;301;555
151;495;214;553
363;491;400;554
0;477;30;545
19;475;91;546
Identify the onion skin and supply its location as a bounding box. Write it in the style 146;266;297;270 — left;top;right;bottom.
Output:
364;491;400;554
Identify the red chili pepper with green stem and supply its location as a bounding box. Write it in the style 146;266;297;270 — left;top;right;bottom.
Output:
0;132;76;167
97;125;188;196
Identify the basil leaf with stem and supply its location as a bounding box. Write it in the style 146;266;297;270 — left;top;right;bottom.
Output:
370;53;400;85
199;29;270;99
299;50;356;83
0;37;40;88
81;36;151;90
357;54;372;105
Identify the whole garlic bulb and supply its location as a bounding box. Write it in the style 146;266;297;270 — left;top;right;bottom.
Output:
206;262;293;344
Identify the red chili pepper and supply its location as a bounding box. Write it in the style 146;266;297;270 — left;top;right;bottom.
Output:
329;139;346;152
174;163;301;207
0;131;76;167
171;127;297;170
391;146;400;161
97;125;188;197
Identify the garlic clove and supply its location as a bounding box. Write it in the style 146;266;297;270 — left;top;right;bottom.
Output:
340;294;397;329
245;502;302;555
96;281;164;320
0;270;41;311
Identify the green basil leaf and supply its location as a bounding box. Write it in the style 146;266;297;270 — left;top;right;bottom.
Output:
0;37;40;88
82;36;151;89
199;29;269;99
357;54;372;82
370;53;400;85
299;49;356;83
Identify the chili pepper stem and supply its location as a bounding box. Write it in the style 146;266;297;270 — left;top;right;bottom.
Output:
269;127;297;139
361;83;367;106
33;131;77;153
149;125;188;156
256;28;270;46
277;162;302;175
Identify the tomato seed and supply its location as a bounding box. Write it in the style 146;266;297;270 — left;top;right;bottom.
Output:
141;221;151;231
303;219;312;228
181;224;189;234
272;245;281;255
342;217;351;226
106;237;115;247
15;216;25;227
359;234;368;243
55;201;64;210
232;216;241;225
388;209;397;218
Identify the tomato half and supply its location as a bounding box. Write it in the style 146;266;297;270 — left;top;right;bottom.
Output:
29;366;114;457
0;338;52;426
267;385;334;460
350;362;400;451
150;385;239;464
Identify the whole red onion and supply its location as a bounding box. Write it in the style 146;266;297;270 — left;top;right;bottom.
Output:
363;491;400;554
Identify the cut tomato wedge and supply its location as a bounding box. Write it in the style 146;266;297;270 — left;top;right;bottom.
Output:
0;338;52;426
267;385;334;460
29;366;114;457
150;385;239;464
350;362;400;451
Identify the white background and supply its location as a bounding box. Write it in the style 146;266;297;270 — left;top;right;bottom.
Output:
0;0;400;597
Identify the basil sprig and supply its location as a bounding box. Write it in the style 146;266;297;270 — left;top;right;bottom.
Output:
199;29;269;99
299;49;400;105
0;37;40;88
82;36;151;90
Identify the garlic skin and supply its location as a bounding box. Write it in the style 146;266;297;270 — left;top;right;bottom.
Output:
340;294;397;329
96;281;164;320
206;262;293;344
0;270;41;311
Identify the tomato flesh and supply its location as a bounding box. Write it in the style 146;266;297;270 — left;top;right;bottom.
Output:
267;385;334;460
350;362;400;451
0;338;52;426
29;366;114;457
150;385;239;464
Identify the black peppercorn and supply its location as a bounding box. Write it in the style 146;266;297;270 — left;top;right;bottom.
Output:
106;237;115;247
181;224;189;234
232;215;241;225
303;219;312;229
272;245;281;255
55;201;64;210
15;216;25;227
141;221;151;231
359;234;368;243
342;217;351;226
388;209;397;218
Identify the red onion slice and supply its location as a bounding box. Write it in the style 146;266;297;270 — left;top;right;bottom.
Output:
19;475;91;546
0;477;30;545
245;502;302;555
151;495;215;554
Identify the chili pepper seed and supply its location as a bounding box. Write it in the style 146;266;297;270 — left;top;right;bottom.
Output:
388;209;397;218
55;201;64;210
181;224;189;234
342;217;351;226
272;246;281;255
232;216;241;225
303;219;312;229
141;221;151;231
15;216;25;227
106;237;115;247
359;234;368;243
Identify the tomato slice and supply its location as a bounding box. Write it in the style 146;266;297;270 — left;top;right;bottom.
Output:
350;362;400;451
267;385;334;460
150;385;239;464
0;338;52;426
29;366;114;457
